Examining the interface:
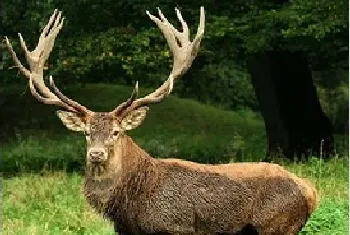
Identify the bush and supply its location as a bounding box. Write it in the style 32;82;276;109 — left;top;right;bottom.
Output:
179;61;258;110
315;70;348;135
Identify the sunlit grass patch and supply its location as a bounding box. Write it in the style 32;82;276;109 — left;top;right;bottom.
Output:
2;172;114;235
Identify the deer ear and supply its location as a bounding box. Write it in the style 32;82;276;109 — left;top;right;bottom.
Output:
120;107;149;131
56;111;86;132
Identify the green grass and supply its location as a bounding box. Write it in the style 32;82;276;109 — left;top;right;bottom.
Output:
2;172;114;235
285;157;349;235
3;157;348;234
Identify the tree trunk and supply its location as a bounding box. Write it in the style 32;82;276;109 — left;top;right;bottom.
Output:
247;51;335;160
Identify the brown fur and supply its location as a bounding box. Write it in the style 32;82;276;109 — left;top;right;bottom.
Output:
160;159;319;216
84;134;319;235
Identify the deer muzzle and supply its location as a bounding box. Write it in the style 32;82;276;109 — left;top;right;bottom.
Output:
88;147;108;164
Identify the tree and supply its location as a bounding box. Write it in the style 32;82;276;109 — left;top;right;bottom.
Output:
247;52;335;160
233;0;346;159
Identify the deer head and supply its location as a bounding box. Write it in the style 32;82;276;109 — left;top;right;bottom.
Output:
5;8;205;169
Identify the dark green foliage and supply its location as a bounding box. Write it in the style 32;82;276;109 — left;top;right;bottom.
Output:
2;0;348;112
314;70;349;135
179;61;258;110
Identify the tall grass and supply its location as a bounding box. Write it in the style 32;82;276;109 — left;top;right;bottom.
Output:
285;157;349;234
3;172;114;235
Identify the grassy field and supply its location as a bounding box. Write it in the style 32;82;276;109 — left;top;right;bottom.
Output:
2;84;349;234
3;157;348;234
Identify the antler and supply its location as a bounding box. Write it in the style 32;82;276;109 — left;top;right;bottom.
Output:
5;9;89;114
112;6;205;117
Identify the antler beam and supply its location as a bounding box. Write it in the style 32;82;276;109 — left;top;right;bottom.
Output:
5;10;89;114
112;7;205;117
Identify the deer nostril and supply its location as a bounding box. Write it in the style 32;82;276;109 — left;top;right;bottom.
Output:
89;150;106;163
90;151;103;157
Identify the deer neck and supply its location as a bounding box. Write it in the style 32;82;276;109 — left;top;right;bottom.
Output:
109;133;154;177
85;133;155;184
84;133;158;214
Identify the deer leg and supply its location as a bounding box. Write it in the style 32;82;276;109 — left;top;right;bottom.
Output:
114;223;128;235
284;220;307;235
234;223;259;235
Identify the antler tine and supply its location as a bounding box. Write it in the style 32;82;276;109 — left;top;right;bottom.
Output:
113;7;205;118
28;78;78;112
192;7;205;55
175;7;189;42
4;36;31;78
5;9;90;114
49;76;90;114
111;81;139;116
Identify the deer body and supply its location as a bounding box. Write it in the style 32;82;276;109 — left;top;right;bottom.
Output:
84;133;316;235
84;134;252;234
6;7;318;235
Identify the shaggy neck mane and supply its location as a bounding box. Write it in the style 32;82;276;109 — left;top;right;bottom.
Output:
84;134;160;215
115;134;156;176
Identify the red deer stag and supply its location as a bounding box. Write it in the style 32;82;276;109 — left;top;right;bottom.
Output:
5;7;318;235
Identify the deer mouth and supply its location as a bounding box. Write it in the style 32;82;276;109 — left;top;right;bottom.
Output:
89;164;107;177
